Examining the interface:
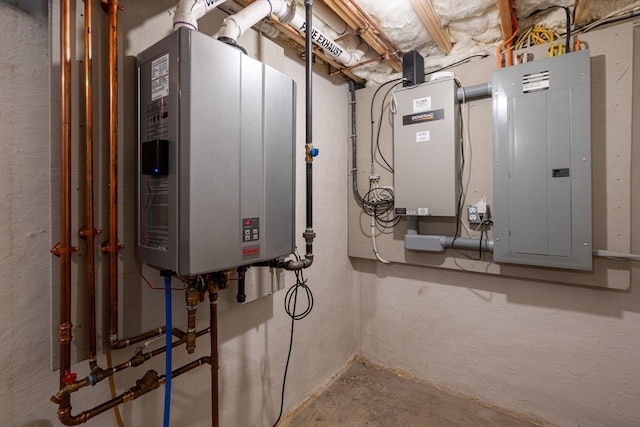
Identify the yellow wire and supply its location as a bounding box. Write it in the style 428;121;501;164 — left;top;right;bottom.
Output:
106;352;126;427
516;25;559;50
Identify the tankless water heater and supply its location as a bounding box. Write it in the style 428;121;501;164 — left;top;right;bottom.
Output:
137;28;296;276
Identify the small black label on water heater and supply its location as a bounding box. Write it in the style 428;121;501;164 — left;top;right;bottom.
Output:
552;168;570;178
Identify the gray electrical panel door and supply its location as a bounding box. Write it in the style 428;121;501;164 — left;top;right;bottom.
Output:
137;28;296;276
393;77;459;217
492;50;592;270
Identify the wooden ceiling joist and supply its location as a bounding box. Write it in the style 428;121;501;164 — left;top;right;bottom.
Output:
408;0;452;53
495;0;514;40
321;0;403;72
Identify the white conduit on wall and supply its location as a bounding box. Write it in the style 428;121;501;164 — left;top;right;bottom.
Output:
175;0;366;67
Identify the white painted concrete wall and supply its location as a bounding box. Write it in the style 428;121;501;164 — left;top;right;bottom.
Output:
355;21;640;427
358;260;640;426
0;1;355;426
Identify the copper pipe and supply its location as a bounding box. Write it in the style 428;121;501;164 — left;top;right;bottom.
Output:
329;52;390;76
170;356;211;378
110;326;166;350
96;0;160;353
52;326;211;406
104;0;122;346
151;327;210;358
209;282;220;427
58;370;161;426
80;0;100;370
57;0;73;416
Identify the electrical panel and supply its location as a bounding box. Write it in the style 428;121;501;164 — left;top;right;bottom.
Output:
393;77;460;217
492;50;592;270
137;28;296;276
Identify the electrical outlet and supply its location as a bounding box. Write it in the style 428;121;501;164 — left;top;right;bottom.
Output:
467;204;490;225
369;175;380;183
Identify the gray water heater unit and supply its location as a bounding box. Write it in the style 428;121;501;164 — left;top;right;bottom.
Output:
137;28;296;276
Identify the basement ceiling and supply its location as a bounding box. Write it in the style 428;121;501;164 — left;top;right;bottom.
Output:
231;0;640;85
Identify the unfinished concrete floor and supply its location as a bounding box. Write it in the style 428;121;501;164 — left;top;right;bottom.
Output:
282;360;547;427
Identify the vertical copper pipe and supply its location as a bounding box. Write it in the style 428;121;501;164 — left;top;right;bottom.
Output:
105;0;121;345
82;0;98;369
209;285;219;427
58;0;73;416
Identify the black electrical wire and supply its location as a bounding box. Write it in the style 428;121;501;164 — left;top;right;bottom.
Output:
272;256;314;427
361;183;399;227
451;79;465;246
423;54;490;77
351;80;400;224
375;81;404;173
370;78;403;169
526;5;571;53
572;11;638;34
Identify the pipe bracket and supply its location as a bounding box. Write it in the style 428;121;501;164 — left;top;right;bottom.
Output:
100;0;123;13
50;242;78;257
58;322;73;344
100;240;124;253
78;225;102;238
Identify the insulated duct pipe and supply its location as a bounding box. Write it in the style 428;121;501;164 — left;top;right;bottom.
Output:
216;0;365;66
456;82;492;102
404;216;494;253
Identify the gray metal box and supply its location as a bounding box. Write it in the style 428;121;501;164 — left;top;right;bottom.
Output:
492;50;592;270
393;77;459;217
137;28;296;276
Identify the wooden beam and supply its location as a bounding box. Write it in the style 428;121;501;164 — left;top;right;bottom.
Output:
408;0;452;53
322;0;403;72
495;0;513;40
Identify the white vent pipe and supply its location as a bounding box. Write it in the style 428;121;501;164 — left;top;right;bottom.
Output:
198;0;364;67
174;0;231;31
